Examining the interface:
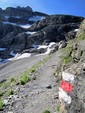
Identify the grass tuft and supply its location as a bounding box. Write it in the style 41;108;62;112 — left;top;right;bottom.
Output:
0;91;3;97
20;73;31;85
7;89;15;96
0;99;4;110
43;110;50;113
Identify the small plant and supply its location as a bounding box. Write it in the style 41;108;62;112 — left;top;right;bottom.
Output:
7;89;14;96
62;55;72;64
61;45;73;64
10;77;16;83
77;34;85;40
0;99;4;110
20;73;30;85
30;67;36;73
0;91;3;97
57;103;61;111
43;110;50;113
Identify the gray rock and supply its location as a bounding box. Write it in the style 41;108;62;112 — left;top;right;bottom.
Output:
29;15;84;31
46;84;52;89
58;40;67;49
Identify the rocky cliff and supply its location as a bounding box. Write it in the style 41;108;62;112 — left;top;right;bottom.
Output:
57;19;85;113
0;6;48;24
0;6;84;59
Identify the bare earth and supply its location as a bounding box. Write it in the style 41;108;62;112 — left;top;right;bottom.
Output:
0;50;62;113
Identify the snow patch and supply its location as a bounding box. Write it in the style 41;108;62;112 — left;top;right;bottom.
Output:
10;51;16;57
26;31;36;35
37;45;48;49
3;22;17;25
74;29;79;32
48;42;56;48
16;53;31;60
9;53;31;61
29;16;45;22
20;24;31;29
3;22;31;29
0;48;6;51
44;48;52;55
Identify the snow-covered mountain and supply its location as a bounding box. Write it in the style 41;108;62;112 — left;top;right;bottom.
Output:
0;6;48;25
0;6;84;64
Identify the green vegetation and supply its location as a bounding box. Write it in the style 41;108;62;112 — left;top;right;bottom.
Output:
10;77;16;83
0;99;4;110
56;103;61;111
61;45;73;64
62;55;72;64
7;89;15;96
0;91;3;97
77;34;85;41
20;73;31;85
43;110;50;113
0;53;53;100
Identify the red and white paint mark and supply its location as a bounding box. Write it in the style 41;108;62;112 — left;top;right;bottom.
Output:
59;71;75;104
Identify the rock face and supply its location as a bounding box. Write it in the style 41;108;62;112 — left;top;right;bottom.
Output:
58;20;85;113
0;6;48;24
76;19;85;38
28;15;84;31
0;6;33;17
27;15;84;44
0;23;25;39
0;7;84;59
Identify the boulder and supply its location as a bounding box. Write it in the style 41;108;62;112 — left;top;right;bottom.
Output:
65;63;85;113
58;40;67;49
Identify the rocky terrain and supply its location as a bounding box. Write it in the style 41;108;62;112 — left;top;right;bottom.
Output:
0;7;84;61
0;6;85;113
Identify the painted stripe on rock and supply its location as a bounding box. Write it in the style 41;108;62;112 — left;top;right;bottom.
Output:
60;80;73;92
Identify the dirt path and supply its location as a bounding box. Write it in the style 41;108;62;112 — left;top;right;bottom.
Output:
3;51;61;113
0;55;47;81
